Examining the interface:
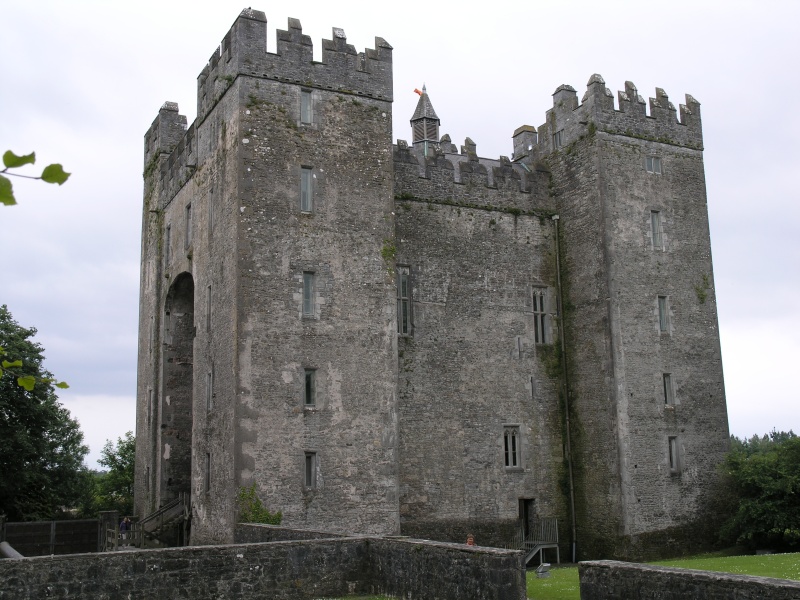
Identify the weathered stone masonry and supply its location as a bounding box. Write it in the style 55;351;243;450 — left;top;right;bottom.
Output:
135;8;729;560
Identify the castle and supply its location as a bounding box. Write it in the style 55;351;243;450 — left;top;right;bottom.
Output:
135;8;729;560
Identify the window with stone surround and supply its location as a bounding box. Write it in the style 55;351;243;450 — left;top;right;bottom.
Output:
651;210;663;250
397;266;412;335
206;285;212;332
504;426;521;469
204;453;211;492
185;203;192;249
304;452;317;489
300;166;313;212
165;225;171;265
646;156;662;174
533;289;548;344
304;369;316;407
552;130;564;149
301;90;312;124
658;295;670;333
668;436;680;474
663;373;675;405
206;364;214;412
302;271;315;316
208;187;214;240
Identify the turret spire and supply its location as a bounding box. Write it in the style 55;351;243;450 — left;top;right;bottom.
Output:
410;85;440;145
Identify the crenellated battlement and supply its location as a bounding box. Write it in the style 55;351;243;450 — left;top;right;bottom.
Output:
196;9;392;123
142;102;199;209
535;74;703;156
393;138;552;214
143;102;187;171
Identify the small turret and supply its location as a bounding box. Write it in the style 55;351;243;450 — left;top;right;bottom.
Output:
410;85;440;145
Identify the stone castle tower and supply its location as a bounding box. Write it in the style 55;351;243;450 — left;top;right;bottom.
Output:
135;8;729;560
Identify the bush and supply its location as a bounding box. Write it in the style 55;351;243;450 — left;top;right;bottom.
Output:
236;484;282;525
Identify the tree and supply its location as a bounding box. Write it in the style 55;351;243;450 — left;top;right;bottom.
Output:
0;305;88;521
95;431;135;515
719;430;800;551
0;150;70;206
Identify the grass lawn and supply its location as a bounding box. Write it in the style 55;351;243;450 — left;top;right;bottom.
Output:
527;552;800;600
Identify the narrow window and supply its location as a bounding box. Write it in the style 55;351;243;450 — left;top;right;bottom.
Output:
668;437;680;474
206;285;212;332
149;316;154;354
646;156;662;174
300;90;312;124
658;296;670;332
145;466;150;492
304;452;317;488
165;225;171;264
147;388;153;424
302;272;314;316
504;426;521;469
206;365;214;412
204;453;211;492
185;203;192;249
304;369;316;407
663;373;674;405
396;266;411;335
533;290;547;344
651;211;663;250
300;167;313;212
208;187;214;238
552;130;563;149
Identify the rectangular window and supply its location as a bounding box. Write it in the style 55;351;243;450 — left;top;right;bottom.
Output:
165;225;171;264
208;187;214;238
300;90;312;124
304;452;317;488
206;365;214;412
206;285;212;332
646;156;662;174
204;453;211;492
397;266;411;335
304;369;316;407
185;203;192;249
651;210;663;250
668;437;680;474
149;316;154;354
504;426;521;469
658;296;670;332
300;167;313;212
663;373;674;405
552;130;563;149
147;388;153;424
533;290;547;344
302;272;314;316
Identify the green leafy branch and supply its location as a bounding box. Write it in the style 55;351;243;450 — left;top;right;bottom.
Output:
236;484;282;525
1;150;70;206
0;345;68;391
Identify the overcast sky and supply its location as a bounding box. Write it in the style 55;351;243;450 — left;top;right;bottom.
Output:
2;0;797;469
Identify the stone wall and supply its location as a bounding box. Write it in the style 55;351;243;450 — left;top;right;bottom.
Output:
579;560;800;600
390;134;567;548
0;537;525;600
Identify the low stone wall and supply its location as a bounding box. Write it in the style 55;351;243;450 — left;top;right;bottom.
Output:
370;537;525;600
579;560;800;600
0;535;524;600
